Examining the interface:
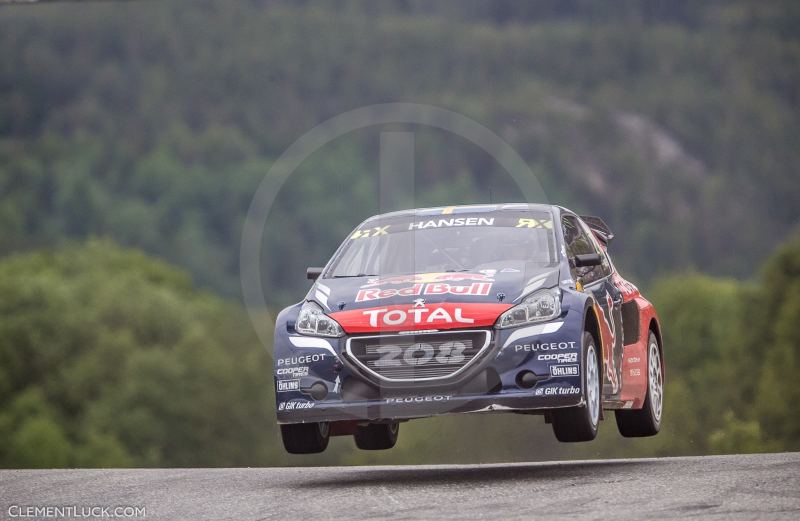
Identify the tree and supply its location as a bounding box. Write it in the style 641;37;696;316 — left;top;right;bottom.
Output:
0;240;280;468
754;237;800;449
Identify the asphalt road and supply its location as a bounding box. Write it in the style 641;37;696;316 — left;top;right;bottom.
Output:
1;452;798;520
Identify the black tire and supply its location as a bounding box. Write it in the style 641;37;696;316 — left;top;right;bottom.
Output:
280;422;330;454
552;331;601;442
354;421;400;450
615;331;663;437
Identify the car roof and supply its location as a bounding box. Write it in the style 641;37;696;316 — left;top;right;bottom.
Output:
363;203;566;222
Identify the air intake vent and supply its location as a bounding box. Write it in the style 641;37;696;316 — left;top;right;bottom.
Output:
347;330;491;383
622;300;640;345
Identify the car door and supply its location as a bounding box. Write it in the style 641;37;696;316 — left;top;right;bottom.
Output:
561;214;624;397
578;217;625;396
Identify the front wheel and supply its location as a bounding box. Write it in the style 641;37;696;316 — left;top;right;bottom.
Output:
280;422;330;454
615;331;663;437
354;421;399;450
551;331;601;442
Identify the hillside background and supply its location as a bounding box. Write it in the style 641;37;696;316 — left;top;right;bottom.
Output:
0;0;798;467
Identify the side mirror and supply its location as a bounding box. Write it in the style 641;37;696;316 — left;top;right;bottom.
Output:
306;267;324;280
573;253;602;268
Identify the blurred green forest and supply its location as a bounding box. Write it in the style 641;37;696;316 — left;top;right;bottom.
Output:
0;0;798;467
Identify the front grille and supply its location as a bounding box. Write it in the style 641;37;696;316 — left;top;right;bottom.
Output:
346;330;491;382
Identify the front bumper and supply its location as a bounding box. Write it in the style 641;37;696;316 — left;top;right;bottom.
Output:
274;308;586;424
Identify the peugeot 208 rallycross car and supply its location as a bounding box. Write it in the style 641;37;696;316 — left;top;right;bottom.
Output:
273;204;663;454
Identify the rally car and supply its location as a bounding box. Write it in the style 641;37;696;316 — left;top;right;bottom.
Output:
273;204;663;454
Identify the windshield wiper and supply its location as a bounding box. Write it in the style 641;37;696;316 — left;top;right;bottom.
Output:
332;273;377;278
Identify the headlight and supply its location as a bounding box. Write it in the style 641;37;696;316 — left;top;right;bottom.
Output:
295;301;344;337
496;288;561;329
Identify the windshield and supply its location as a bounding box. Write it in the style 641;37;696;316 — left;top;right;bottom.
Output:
327;211;557;277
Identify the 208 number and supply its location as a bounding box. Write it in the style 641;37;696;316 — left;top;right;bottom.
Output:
375;341;467;367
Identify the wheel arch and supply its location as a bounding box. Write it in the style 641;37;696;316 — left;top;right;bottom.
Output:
648;317;664;378
581;302;605;420
583;303;604;384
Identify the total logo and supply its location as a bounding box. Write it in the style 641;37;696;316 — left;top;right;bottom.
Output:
356;282;492;302
363;306;474;327
330;302;512;333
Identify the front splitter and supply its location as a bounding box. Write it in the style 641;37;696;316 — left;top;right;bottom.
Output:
276;391;582;424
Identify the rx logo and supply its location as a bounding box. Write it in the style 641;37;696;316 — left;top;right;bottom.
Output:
413;298;426;308
350;225;389;239
516;218;553;229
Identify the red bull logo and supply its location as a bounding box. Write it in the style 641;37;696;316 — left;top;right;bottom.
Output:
355;282;492;302
362;272;494;287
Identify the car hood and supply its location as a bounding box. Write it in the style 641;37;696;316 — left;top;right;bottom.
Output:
309;264;561;333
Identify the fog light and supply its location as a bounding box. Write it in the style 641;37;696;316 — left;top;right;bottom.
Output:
304;382;329;401
516;370;543;389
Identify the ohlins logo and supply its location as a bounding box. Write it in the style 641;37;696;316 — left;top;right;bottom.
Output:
356;282;492;302
550;364;579;377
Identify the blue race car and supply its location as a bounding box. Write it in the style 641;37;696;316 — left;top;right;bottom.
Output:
274;204;664;454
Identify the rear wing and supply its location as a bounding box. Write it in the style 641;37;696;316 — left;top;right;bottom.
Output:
580;215;614;245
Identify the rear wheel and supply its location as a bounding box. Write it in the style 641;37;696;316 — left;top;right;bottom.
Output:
552;331;600;442
280;422;330;454
615;331;663;437
354;421;400;450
